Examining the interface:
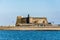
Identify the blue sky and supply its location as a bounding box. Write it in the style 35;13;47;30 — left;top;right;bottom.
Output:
0;0;60;25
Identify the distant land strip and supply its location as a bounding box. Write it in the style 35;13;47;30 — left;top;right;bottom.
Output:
0;26;60;30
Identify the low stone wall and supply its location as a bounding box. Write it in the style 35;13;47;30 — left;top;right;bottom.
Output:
0;26;60;30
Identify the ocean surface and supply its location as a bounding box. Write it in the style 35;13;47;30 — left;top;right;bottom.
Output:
0;30;60;40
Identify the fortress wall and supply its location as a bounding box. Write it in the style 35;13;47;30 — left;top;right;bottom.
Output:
30;18;48;24
29;17;33;23
21;18;27;23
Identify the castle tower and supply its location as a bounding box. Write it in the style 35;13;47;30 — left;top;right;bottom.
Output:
16;16;22;26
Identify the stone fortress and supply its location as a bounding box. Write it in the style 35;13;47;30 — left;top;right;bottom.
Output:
0;14;60;30
16;14;51;26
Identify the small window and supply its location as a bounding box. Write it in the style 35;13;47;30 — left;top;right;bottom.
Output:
34;21;38;23
43;21;45;23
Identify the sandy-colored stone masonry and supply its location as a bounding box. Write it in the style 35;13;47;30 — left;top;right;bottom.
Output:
16;16;48;26
29;17;48;24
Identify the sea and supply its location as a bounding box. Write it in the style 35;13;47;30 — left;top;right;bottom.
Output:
0;30;60;40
